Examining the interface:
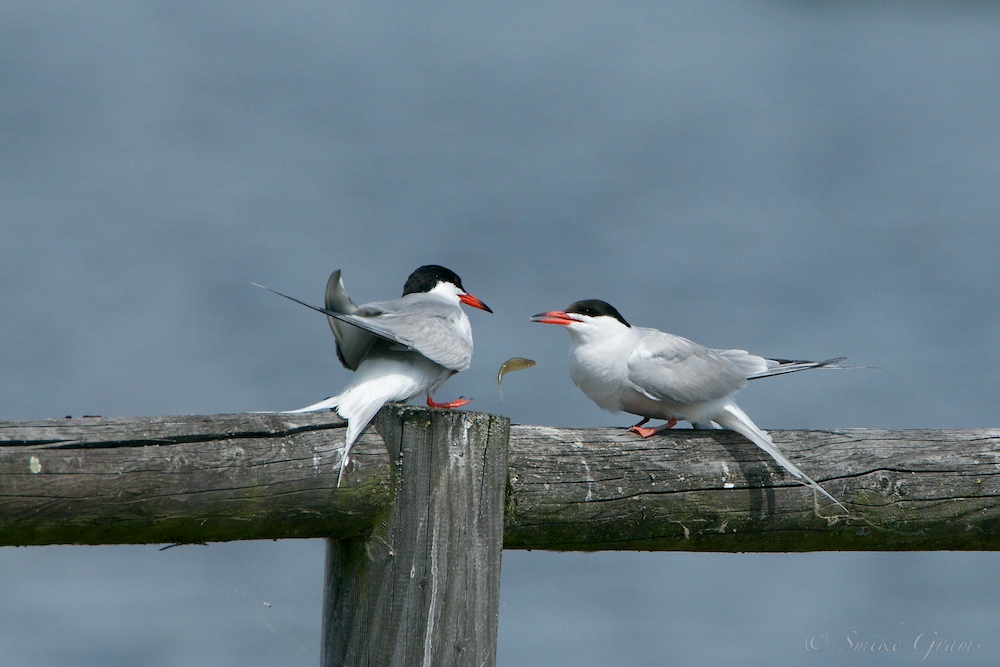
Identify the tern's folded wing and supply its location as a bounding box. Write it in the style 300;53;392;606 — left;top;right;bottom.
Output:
625;329;747;405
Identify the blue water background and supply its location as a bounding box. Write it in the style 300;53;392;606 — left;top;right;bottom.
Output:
2;2;999;664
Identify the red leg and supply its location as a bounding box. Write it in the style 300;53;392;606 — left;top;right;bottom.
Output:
427;395;472;409
629;418;678;438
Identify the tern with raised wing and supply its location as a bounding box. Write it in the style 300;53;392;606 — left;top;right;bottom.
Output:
532;299;847;509
255;265;492;484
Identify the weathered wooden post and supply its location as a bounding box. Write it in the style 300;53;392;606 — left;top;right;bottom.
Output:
321;404;510;667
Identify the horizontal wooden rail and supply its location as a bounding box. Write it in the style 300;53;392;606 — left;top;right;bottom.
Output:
1;411;999;551
504;425;1000;551
0;412;391;545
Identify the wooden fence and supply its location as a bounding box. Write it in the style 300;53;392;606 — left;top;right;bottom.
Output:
2;406;998;665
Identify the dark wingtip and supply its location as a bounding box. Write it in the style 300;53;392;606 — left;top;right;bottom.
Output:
253;282;336;318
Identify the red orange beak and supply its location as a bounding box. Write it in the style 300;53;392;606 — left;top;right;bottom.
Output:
459;293;493;313
530;310;580;326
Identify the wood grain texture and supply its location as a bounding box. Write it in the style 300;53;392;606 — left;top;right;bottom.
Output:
505;425;1000;551
322;404;510;667
3;413;1000;552
0;412;389;545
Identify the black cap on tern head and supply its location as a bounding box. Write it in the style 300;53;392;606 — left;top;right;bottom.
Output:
565;299;631;327
402;265;465;296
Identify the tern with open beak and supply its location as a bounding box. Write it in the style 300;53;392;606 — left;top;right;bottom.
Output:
532;299;847;509
255;264;492;484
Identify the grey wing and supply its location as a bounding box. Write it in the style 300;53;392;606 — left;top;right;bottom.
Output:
252;280;471;371
329;296;473;371
712;348;771;378
324;270;375;371
746;356;849;379
625;329;747;405
705;348;851;381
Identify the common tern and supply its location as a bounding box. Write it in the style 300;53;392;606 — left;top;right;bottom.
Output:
532;299;847;509
255;265;492;484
